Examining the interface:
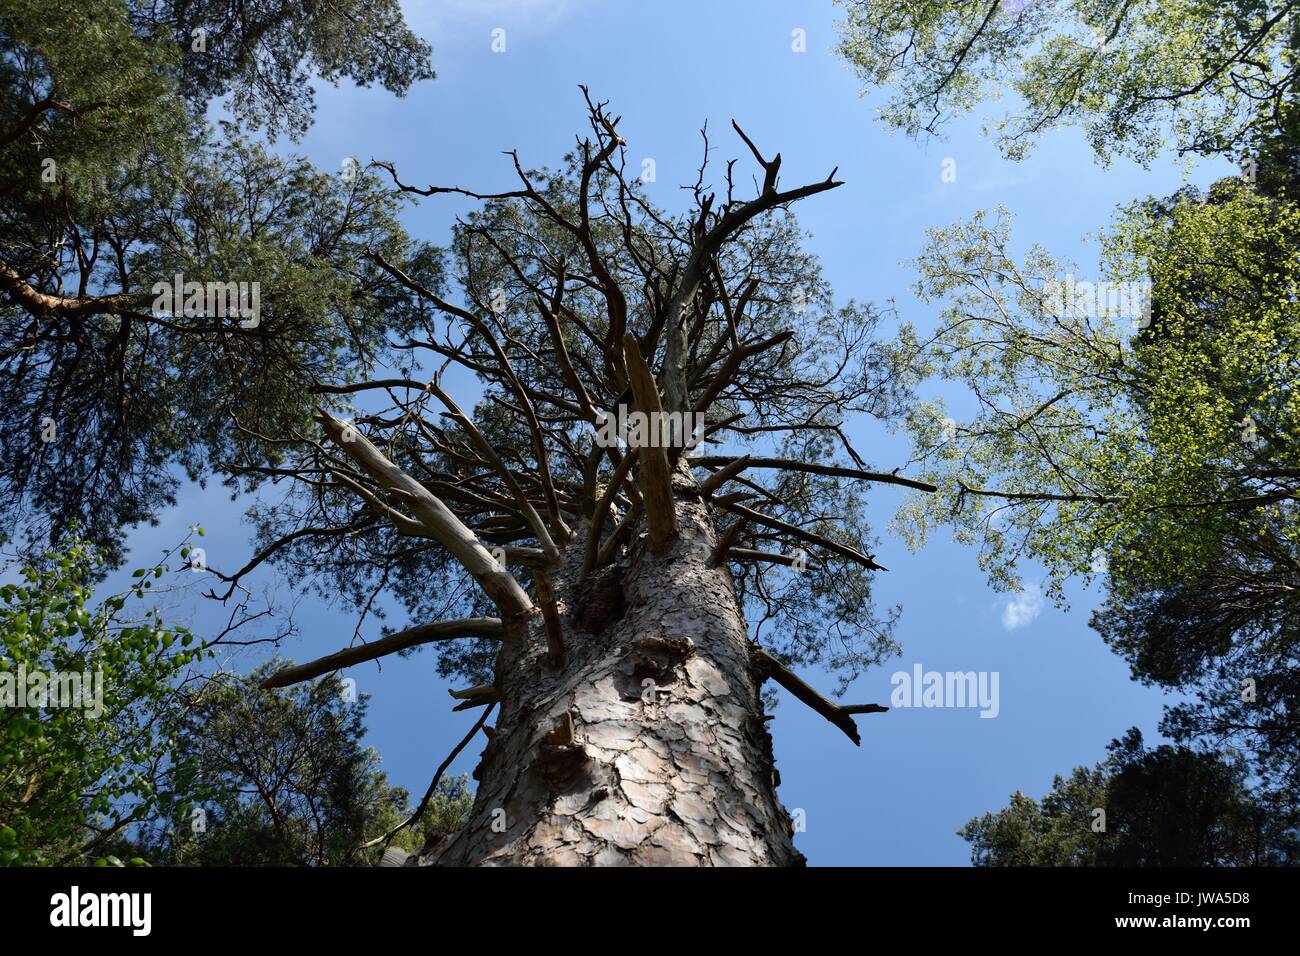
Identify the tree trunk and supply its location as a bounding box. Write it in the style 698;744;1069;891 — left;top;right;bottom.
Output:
412;484;803;866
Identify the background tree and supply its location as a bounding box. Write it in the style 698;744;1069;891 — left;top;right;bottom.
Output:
0;530;210;865
145;0;434;141
0;539;452;868
2;0;432;144
889;114;1299;832
0;0;434;562
248;93;929;866
838;0;1300;860
834;0;1298;163
139;667;472;867
961;729;1300;865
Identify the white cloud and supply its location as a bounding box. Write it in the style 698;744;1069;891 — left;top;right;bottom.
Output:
1001;584;1044;631
408;0;591;28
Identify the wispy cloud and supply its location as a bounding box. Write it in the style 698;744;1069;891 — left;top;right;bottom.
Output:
1001;583;1044;631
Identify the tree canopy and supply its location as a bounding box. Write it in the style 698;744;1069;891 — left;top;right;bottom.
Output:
869;0;1300;851
0;531;207;865
143;667;471;867
836;0;1299;163
962;729;1299;865
0;0;433;562
243;96;921;704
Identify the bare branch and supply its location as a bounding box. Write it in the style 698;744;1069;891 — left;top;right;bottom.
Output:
426;381;561;562
659;125;843;414
316;410;534;618
695;456;938;493
753;648;887;746
725;547;818;568
581;446;639;579
534;571;565;663
718;500;887;571
360;702;497;851
698;455;752;497
260;618;505;689
448;683;501;712
710;515;750;567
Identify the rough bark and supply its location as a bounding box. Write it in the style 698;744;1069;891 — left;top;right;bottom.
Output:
412;472;803;867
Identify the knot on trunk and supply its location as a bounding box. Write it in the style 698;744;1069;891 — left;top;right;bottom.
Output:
573;562;627;632
635;633;695;659
619;633;695;693
537;711;589;788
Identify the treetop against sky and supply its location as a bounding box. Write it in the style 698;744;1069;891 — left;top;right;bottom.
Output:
0;0;1292;866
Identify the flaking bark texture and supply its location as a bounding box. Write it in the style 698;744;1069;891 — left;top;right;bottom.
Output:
412;481;802;866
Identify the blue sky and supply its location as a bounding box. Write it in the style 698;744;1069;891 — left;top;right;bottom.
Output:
99;0;1235;865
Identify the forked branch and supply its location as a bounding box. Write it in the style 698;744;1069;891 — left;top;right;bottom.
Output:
317;410;534;618
753;648;887;746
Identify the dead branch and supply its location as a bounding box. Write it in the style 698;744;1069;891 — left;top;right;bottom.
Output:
260;618;505;689
710;516;750;567
698;454;753;497
580;446;639;579
317;410;534;618
718;500;887;571
426;380;561;562
693;456;938;493
359;702;497;851
534;570;565;663
449;684;501;712
658;124;842;414
725;547;818;568
753;648;886;746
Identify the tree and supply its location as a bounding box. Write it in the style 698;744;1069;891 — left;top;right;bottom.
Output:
1;559;458;868
0;0;433;562
248;92;929;866
140;667;472;867
836;0;1300;860
0;530;210;865
888;112;1299;825
1;0;432;144
151;0;433;141
961;729;1300;865
834;0;1299;163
